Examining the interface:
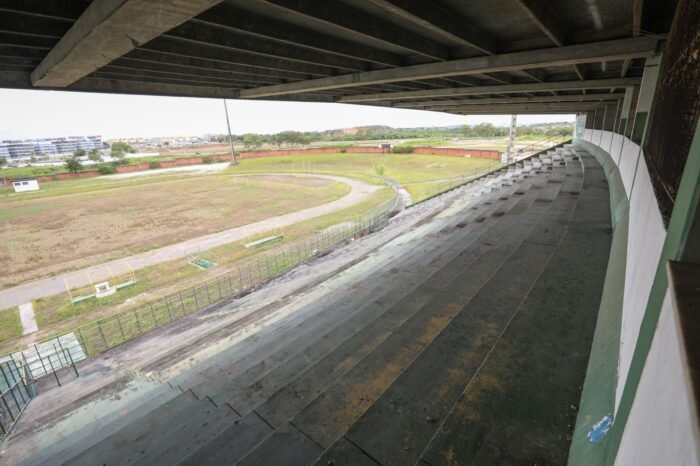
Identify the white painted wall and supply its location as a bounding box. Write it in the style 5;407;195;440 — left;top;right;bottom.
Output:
614;290;700;466
582;129;667;410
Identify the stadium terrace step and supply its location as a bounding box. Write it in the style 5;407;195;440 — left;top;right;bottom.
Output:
232;168;572;462
420;153;610;465
189;182;532;405
174;181;522;399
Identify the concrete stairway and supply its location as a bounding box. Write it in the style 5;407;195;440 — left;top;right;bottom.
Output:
17;150;612;465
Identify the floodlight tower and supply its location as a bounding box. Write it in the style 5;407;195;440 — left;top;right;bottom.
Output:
223;99;236;165
507;114;517;163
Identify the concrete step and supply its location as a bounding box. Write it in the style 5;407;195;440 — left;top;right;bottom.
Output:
178;189;514;402
420;153;610;466
17;381;182;466
230;176;566;462
172;178;549;465
65;390;200;465
205;183;530;409
323;160;584;465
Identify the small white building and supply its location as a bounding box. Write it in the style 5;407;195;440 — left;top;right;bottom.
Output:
11;177;40;193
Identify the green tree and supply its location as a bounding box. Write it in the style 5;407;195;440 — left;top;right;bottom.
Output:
87;149;102;161
242;133;263;149
374;163;385;177
64;156;84;173
0;157;6;166
73;149;86;158
110;141;135;157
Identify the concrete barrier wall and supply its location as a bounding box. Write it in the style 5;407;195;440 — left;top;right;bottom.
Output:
575;130;699;465
614;288;700;465
582;129;667;410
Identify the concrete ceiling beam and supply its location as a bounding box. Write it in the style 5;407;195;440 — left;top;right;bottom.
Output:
240;37;658;98
395;93;626;109
31;0;224;87
256;0;449;60
340;77;641;103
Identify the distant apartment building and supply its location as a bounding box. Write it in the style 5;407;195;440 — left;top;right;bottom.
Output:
0;136;103;161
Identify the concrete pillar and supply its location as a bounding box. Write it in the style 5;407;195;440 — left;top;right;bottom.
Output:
631;55;661;144
619;87;635;136
507;114;517;162
574;113;587;140
603;104;617;131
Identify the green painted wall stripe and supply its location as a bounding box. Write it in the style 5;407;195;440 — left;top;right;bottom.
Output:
568;139;629;466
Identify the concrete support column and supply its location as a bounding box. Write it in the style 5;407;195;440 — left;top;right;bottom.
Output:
619;87;636;136
603;104;617;131
631;56;661;144
574;113;587;139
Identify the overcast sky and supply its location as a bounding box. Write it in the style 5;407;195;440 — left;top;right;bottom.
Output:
0;89;574;140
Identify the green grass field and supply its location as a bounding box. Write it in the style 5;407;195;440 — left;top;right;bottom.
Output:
0;187;395;353
226;152;498;186
0;308;22;344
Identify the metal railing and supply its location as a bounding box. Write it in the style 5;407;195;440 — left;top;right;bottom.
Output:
409;138;571;205
409;160;503;205
0;190;401;391
0;358;35;441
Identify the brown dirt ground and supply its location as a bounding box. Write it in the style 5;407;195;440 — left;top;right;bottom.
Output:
0;174;347;288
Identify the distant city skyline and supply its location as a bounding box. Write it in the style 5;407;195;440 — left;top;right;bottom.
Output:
0;89;575;140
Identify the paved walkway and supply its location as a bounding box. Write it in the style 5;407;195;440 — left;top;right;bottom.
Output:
103;162;230;179
0;174;381;308
18;303;38;335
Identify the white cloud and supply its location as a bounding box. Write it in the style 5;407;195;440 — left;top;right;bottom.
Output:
0;89;574;139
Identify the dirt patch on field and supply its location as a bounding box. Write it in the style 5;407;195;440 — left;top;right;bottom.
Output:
0;174;348;287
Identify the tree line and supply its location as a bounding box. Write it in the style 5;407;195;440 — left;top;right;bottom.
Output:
210;123;573;148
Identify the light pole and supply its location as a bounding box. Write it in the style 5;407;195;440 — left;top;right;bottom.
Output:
223;99;236;165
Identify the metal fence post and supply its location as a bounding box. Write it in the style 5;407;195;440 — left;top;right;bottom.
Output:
46;354;60;387
77;327;88;356
178;291;186;314
98;322;108;350
116;315;126;342
192;287;199;309
134;310;142;335
204;281;212;305
64;348;79;378
164;297;173;321
34;344;48;377
164;296;173;319
216;275;223;299
150;302;157;326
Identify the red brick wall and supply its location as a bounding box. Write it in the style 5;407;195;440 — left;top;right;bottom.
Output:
34;170;101;183
116;163;149;173
412;147;502;160
237;147;341;158
346;147;386;153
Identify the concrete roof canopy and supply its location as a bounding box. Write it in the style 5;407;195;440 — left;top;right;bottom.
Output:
0;0;678;114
